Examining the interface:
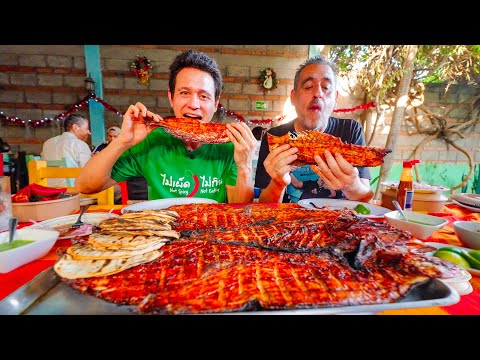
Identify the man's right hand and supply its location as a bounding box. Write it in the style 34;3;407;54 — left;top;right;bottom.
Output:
263;144;298;188
118;102;163;148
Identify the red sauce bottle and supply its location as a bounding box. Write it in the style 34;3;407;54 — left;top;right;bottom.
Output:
397;160;421;210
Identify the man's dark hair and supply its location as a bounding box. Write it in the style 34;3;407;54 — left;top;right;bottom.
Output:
168;49;223;101
64;113;87;132
293;55;337;90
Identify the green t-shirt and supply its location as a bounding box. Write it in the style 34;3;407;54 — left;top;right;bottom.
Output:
110;129;237;202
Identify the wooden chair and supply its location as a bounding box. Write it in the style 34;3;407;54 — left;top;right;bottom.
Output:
46;157;128;204
27;160;114;205
44;157;77;187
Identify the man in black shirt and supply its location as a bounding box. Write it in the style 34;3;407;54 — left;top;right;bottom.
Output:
254;55;374;204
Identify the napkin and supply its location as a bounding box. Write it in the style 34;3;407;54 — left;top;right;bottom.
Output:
12;183;73;203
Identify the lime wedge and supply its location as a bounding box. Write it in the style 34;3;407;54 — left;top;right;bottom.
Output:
462;251;480;270
433;250;471;269
438;246;466;257
354;204;371;215
468;250;480;262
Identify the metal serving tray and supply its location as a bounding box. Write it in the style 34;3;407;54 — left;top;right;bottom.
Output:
0;266;460;315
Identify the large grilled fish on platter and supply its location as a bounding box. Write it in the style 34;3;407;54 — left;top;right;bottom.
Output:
267;131;391;167
145;117;230;144
59;203;461;314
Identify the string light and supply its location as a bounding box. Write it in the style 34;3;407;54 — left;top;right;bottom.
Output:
333;102;375;113
217;101;376;126
0;94;123;127
1;97;376;128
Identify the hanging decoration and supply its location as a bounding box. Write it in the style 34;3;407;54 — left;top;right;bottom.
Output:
130;55;153;85
217;104;285;126
334;102;376;113
216;101;376;127
0;95;375;128
259;67;279;93
0;93;123;128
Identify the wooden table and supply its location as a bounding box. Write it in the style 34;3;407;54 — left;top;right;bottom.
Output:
1;203;479;315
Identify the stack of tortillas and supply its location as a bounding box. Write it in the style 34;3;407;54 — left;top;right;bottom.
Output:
54;209;180;279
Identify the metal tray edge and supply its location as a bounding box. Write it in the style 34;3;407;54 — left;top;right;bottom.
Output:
0;267;461;315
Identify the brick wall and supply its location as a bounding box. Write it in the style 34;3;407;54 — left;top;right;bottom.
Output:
0;45;307;154
1;45;479;169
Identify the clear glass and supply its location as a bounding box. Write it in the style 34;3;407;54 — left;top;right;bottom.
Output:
0;176;13;232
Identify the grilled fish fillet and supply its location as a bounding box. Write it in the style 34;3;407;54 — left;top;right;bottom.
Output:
146;117;230;144
267;131;391;167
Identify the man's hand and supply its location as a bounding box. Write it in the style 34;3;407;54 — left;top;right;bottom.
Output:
226;122;256;171
117;102;163;148
263;144;298;188
225;122;256;203
312;150;373;202
312;150;358;191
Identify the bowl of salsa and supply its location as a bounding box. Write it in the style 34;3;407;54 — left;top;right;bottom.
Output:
0;227;60;273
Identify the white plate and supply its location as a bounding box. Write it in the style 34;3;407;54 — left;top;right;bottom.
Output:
121;197;218;213
381;181;450;193
451;193;480;207
451;199;480;213
426;241;480;277
26;212;118;239
448;280;473;296
438;276;473;296
297;198;391;219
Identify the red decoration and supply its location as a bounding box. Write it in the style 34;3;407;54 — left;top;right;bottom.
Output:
218;104;285;125
0;98;375;128
334;102;375;113
130;55;153;85
216;102;376;127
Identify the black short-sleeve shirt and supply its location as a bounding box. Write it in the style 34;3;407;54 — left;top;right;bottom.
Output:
254;117;371;203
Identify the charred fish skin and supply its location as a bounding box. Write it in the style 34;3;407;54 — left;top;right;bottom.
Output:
267;131;392;167
145;116;230;144
62;203;455;314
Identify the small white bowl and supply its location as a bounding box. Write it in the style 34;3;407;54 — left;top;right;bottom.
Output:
0;228;60;273
453;221;480;250
384;210;448;240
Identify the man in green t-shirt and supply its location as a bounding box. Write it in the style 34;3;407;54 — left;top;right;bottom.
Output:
76;49;256;203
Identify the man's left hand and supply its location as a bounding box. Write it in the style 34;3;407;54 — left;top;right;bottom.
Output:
312;150;358;191
226;123;256;170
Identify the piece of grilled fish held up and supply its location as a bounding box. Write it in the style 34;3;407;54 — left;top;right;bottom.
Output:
145;116;230;144
267;131;392;167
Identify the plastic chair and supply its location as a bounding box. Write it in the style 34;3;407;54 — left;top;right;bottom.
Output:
45;157;76;187
46;157;128;204
27;160;114;205
118;181;129;205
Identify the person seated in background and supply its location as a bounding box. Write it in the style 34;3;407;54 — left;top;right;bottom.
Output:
40;113;92;187
93;126;121;154
75;49;256;204
90;125;123;204
254;55;374;204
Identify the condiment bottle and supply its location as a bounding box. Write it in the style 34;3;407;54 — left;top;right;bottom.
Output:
397;160;421;211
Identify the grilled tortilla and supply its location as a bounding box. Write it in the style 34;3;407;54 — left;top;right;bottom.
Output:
66;240;167;260
89;232;178;249
98;217;173;232
54;251;161;279
120;209;179;222
99;229;180;238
